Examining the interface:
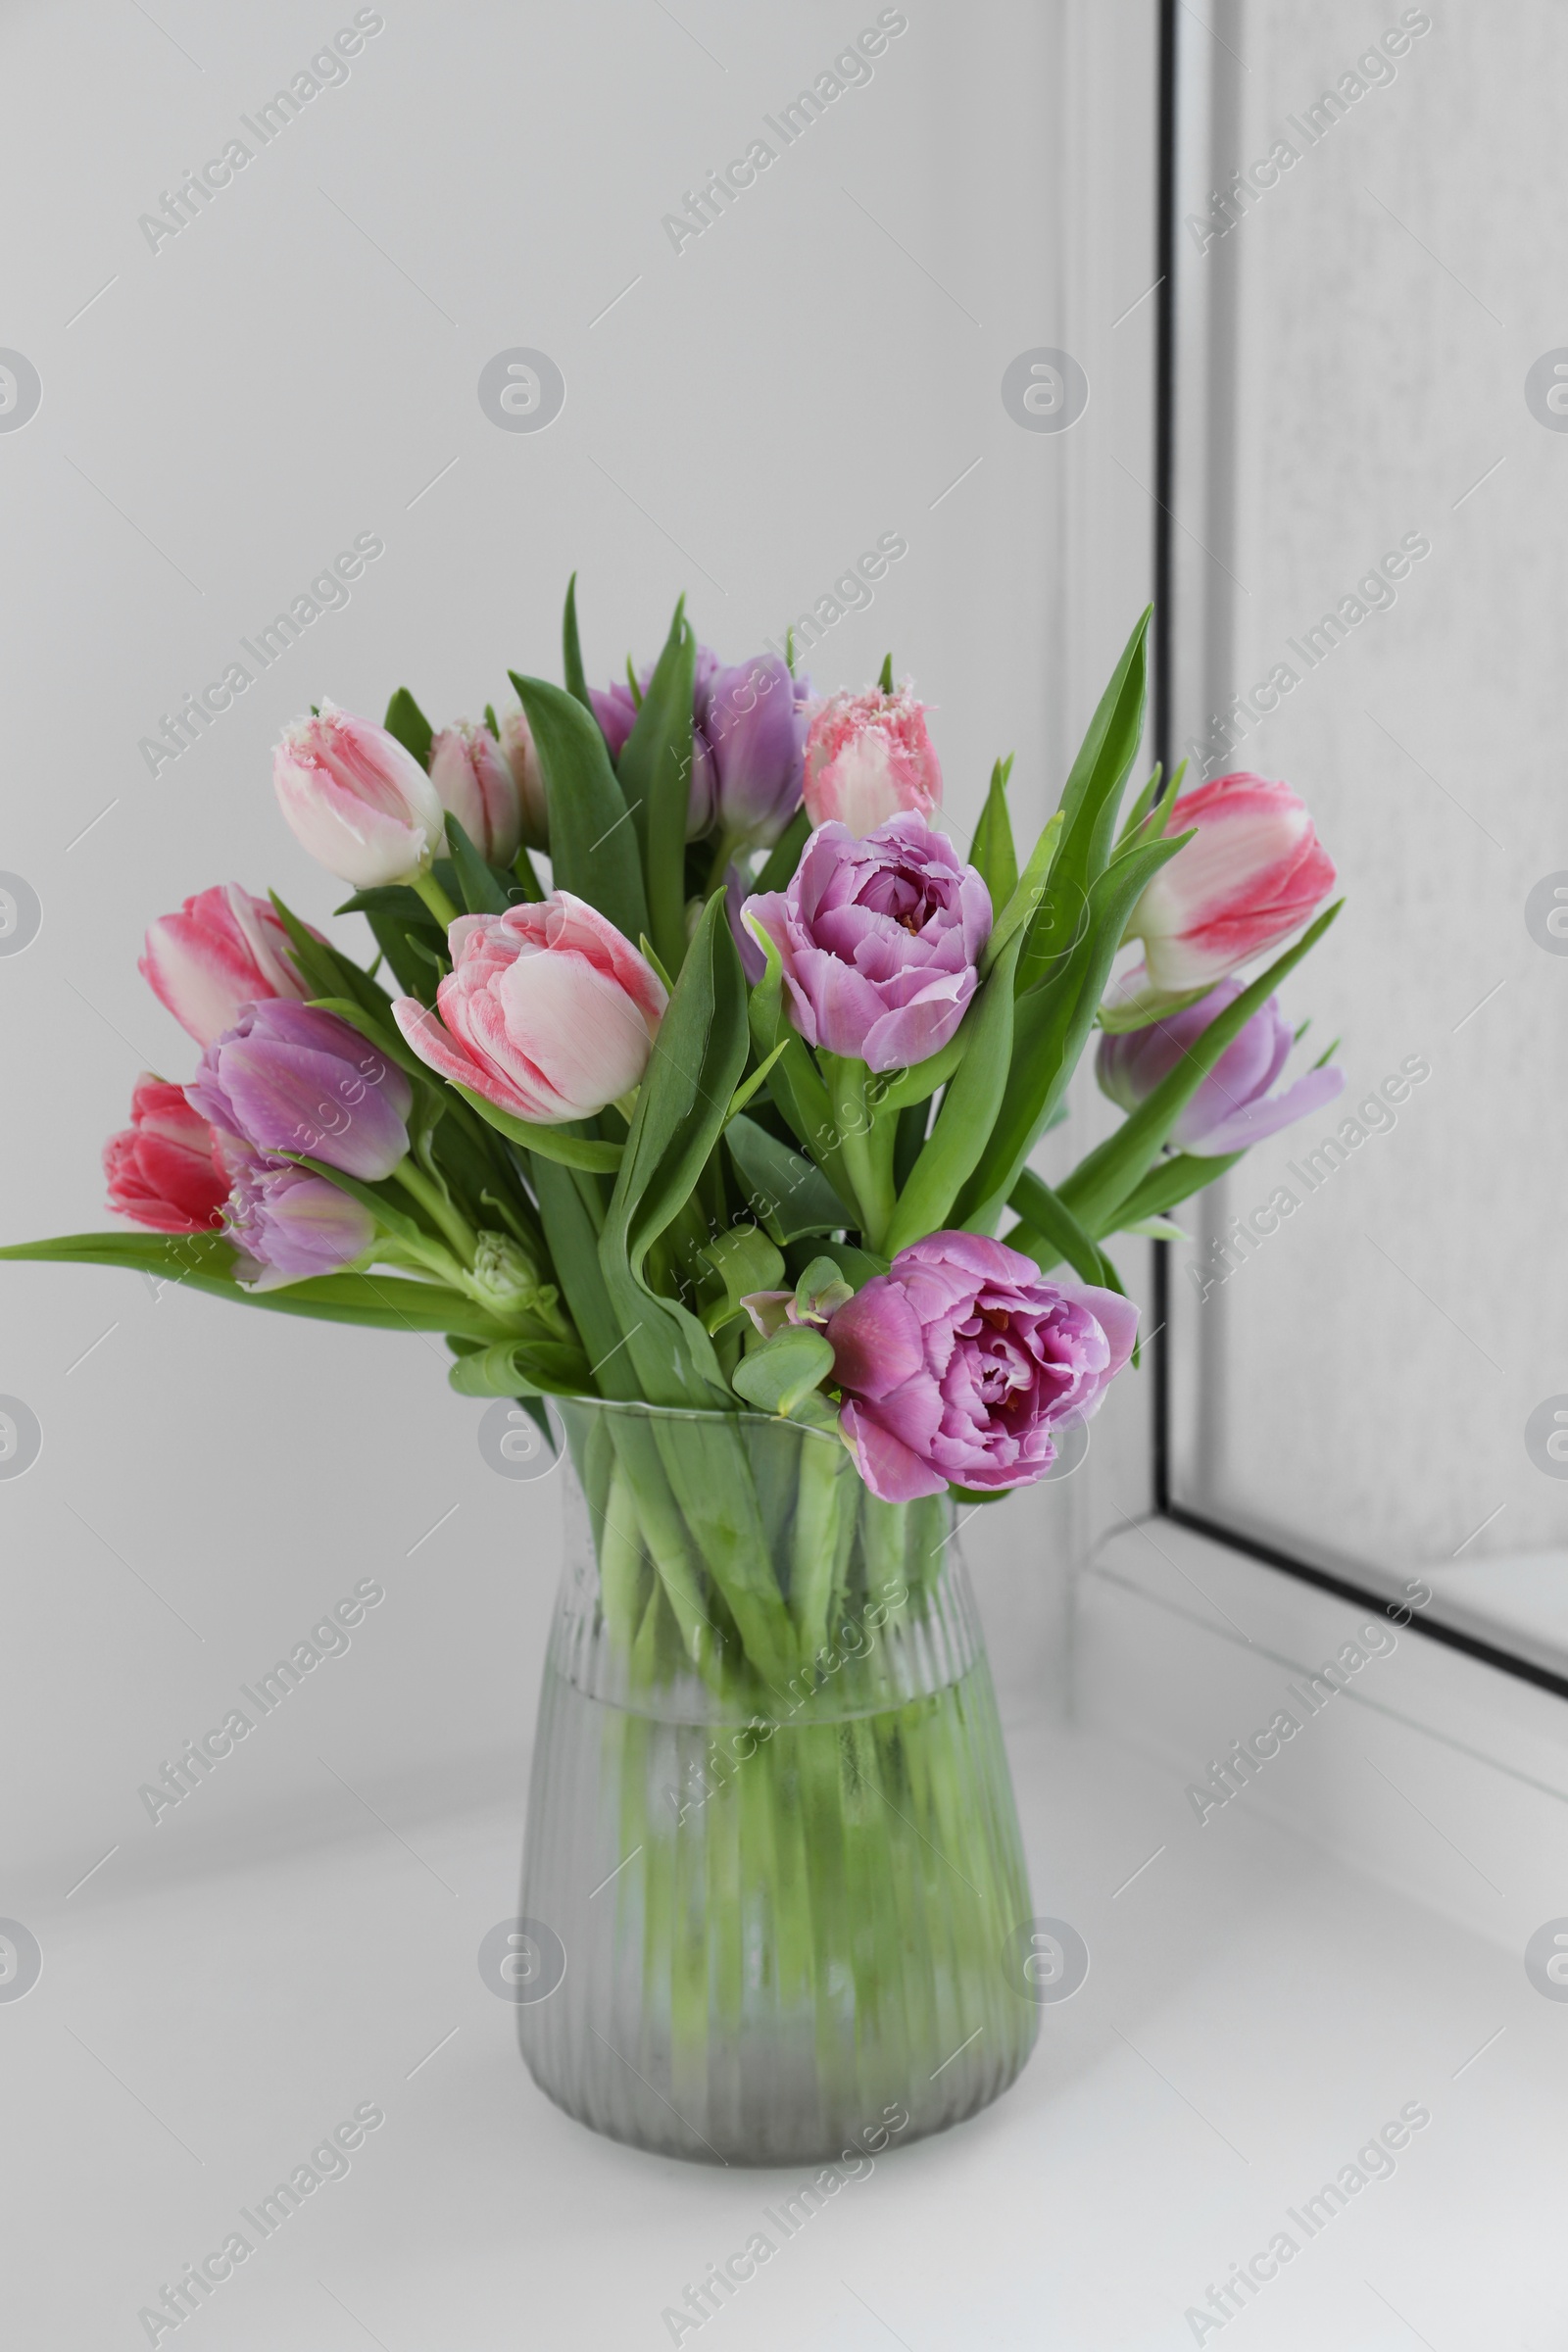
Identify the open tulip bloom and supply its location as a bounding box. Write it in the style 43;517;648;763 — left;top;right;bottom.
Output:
3;590;1342;1685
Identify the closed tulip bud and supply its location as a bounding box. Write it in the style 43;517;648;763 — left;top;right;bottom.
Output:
272;700;447;888
1097;974;1345;1153
139;883;312;1048
468;1230;563;1328
803;683;943;836
103;1078;228;1235
429;720;524;865
1125;771;1337;995
392;892;666;1125
703;654;809;850
499;706;550;852
590;655;718;840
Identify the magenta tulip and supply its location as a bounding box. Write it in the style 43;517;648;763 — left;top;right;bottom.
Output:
273;701;447;888
822;1232;1139;1501
429;720;523;865
743;813;991;1073
140;884;311;1048
187;1003;411;1180
803;683;942;836
1097;974;1345;1154
1126;770;1336;994
391;893;667;1125
103;1078;228;1235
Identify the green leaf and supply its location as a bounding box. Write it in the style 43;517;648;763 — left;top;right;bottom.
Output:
599;892;750;1407
968;756;1017;910
529;1157;631;1395
878;652;894;692
1005;1168;1119;1284
617;599;696;979
1093;1149;1243;1232
741;916;853;1203
698;1224;785;1333
754;807;809;898
562;571;592;710
443;812;511;915
725;1038;787;1124
447;1337;590;1396
1053;606;1152;883
983;810;1063;979
512;846;546;904
883;931;1024;1252
448;1081;624;1170
725;1113;851;1242
509;671;649;946
269;893;398;1028
955;830;1189;1231
1057;901;1345;1235
731;1323;836;1417
1096;974;1214;1035
384;687;434;771
0;1232;509;1339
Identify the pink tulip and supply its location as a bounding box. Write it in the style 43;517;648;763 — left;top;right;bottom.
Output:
140;884;312;1047
429;720;523;865
803;683;943;836
103;1077;228;1235
499;706;550;852
273;700;447;888
391;892;667;1125
1126;771;1337;993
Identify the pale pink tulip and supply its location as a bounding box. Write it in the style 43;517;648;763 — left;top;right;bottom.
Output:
499;706;550;852
803;684;943;836
273;700;446;888
140;884;311;1047
1126;771;1337;993
429;720;523;865
392;893;666;1125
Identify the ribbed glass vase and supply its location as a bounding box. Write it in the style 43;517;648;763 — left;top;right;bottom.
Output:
514;1396;1038;2165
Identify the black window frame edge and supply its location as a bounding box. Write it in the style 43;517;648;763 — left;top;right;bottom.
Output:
1147;0;1568;1710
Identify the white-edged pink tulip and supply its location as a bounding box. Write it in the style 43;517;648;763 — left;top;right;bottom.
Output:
139;883;311;1047
272;700;447;888
1126;770;1337;993
391;893;666;1125
803;683;943;836
429;720;523;865
500;705;550;852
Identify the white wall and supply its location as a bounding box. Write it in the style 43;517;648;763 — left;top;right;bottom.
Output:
0;0;1161;1891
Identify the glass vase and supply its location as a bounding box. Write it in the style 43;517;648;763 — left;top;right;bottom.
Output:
514;1396;1039;2165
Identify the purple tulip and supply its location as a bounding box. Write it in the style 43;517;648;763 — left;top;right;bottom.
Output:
742;813;992;1073
223;1157;375;1289
1096;973;1344;1154
703;654;809;849
187;1002;411;1181
821;1232;1139;1501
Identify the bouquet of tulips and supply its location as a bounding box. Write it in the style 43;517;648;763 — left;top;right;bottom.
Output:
4;589;1342;1638
4;587;1346;2158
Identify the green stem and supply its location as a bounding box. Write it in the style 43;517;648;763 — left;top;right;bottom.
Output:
413;869;462;929
827;1054;898;1250
391;1159;476;1261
